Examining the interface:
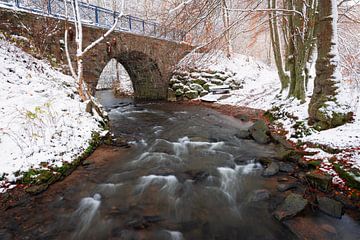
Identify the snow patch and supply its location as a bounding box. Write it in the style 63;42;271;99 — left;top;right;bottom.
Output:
0;38;101;192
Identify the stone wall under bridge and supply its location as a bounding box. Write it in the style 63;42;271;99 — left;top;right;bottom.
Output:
0;8;193;100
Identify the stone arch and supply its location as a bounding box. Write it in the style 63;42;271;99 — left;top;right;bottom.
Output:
96;58;134;95
115;51;166;100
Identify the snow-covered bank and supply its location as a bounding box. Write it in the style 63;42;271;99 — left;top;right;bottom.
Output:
0;38;103;193
177;52;360;188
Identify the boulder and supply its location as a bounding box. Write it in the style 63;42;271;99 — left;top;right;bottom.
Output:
169;78;181;85
262;162;280;177
190;72;201;78
183;85;191;92
279;162;295;173
172;83;185;90
271;133;294;150
167;88;177;102
203;82;217;91
200;90;209;97
184;90;198;99
214;73;228;80
224;78;242;90
210;79;224;85
189;83;205;93
317;196;343;218
249;120;271;144
200;72;214;78
175;88;184;97
277;183;297;192
234;130;251;139
273;193;308;221
306;172;332;192
191;77;207;85
249;189;271;202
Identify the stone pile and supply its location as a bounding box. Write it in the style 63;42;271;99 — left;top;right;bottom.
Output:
167;68;243;101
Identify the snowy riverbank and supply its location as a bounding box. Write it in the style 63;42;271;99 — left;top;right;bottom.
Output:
178;52;360;189
0;38;103;193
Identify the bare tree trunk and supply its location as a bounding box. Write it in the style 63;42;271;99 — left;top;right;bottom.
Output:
268;0;289;91
308;0;352;130
221;0;232;58
63;0;125;102
285;0;317;102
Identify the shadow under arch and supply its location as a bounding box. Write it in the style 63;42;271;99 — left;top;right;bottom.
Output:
115;51;165;100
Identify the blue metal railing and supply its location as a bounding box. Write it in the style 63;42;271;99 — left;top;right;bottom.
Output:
0;0;187;42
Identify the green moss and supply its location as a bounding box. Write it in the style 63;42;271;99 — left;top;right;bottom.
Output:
291;121;313;138
307;160;321;169
21;169;54;184
264;110;275;123
18;131;103;190
333;164;360;190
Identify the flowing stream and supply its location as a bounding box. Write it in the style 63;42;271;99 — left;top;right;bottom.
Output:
1;90;359;240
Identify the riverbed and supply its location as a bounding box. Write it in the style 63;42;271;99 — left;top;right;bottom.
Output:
0;90;359;240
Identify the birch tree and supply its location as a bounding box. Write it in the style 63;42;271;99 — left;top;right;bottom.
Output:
63;0;125;101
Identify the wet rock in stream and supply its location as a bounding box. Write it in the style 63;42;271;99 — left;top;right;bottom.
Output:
277;183;298;192
248;120;271;144
317;196;343;218
279;162;295;173
262;162;280;177
273;193;308;221
234;130;251;139
249;189;271;202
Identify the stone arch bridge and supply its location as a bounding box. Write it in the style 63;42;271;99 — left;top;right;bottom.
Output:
0;2;192;100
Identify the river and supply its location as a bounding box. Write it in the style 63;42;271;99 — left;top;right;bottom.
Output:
0;90;359;240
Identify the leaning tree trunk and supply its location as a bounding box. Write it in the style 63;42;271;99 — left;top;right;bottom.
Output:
308;0;352;130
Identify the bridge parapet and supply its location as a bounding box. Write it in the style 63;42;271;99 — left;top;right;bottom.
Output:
0;6;193;100
0;0;186;42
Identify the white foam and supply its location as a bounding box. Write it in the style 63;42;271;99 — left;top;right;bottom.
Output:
73;194;101;236
136;175;178;195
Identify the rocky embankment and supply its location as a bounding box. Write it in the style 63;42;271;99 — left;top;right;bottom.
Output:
232;114;359;239
167;68;244;101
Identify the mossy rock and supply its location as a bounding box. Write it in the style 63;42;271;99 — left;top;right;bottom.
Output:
184;90;198;99
189;83;205;93
306;171;332;192
333;164;360;190
172;83;185;90
203;82;216;91
175;88;184;97
191;78;207;85
25;184;49;195
200;90;209;97
249;120;270;144
311;100;353;130
167;88;177;102
210;79;224;85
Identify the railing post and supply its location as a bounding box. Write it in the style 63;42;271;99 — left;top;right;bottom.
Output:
47;0;51;14
142;20;145;33
128;16;132;31
95;6;99;25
